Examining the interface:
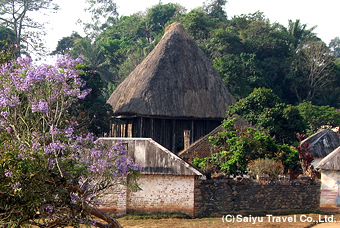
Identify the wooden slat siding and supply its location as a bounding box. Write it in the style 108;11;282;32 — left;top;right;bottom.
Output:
110;117;223;154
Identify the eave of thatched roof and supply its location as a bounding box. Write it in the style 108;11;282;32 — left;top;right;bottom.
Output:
315;146;340;170
107;22;235;119
301;129;340;158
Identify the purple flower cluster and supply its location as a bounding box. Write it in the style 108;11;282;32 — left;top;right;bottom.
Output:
31;99;49;113
4;169;13;177
0;55;141;215
0;55;88;123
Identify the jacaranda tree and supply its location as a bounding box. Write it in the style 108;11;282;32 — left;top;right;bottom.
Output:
0;55;140;227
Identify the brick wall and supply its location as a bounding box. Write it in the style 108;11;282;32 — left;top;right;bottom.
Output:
127;174;195;215
100;174;195;216
194;177;321;217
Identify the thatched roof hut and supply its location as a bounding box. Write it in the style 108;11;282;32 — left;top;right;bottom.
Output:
315;147;340;170
301;129;340;158
107;22;234;118
107;22;235;153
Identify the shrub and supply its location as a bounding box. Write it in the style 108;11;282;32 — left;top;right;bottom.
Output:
247;158;284;179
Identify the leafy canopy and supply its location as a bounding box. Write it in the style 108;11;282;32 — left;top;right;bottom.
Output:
226;88;307;145
191;118;300;176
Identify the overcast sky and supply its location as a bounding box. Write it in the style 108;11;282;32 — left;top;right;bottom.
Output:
40;0;339;58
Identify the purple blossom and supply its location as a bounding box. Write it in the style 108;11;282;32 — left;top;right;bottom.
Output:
31;99;48;113
4;169;13;177
64;126;74;138
12;182;21;191
77;88;92;99
70;193;80;203
31;102;39;112
38;99;48;113
119;193;125;198
1;111;9;119
49;125;60;135
43;205;54;214
0;55;141;223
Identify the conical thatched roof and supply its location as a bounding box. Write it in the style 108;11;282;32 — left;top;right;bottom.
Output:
315;146;340;170
107;22;235;119
301;129;340;158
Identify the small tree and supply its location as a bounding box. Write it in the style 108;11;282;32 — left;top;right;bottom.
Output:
297;133;314;175
226;87;307;145
0;55;140;227
192;118;300;177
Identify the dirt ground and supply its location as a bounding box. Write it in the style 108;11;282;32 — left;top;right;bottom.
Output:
117;213;340;228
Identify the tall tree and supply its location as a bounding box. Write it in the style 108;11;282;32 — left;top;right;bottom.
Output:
51;32;82;55
287;19;318;50
0;0;59;56
329;37;340;58
291;41;336;102
80;0;118;39
203;0;228;22
141;3;182;42
71;37;114;83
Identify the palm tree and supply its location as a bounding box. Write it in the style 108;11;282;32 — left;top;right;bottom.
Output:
72;38;113;83
287;19;318;51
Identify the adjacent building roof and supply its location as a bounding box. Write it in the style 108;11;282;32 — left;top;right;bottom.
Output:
178;115;251;161
301;129;340;158
98;137;205;177
107;22;235;119
315;146;340;170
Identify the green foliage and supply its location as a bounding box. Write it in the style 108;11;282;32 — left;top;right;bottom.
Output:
227;88;307;145
52;2;339;108
180;9;216;40
203;0;228;22
329;37;340;58
51;32;82;55
143;3;181;40
296;101;340;134
247;158;284;179
67;67;114;136
191;118;299;176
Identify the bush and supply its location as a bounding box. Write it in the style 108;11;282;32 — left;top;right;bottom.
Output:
247;158;284;179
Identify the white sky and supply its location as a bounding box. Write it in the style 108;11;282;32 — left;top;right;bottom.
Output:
40;0;339;57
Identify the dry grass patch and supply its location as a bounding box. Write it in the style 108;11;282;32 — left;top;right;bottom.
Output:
117;211;340;228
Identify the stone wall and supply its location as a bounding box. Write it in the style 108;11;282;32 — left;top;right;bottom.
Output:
194;177;321;217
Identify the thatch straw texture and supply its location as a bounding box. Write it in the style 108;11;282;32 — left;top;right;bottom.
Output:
301;129;340;158
315;146;340;170
107;22;235;119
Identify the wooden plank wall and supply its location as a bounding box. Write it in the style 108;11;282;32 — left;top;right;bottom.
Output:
111;117;222;154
